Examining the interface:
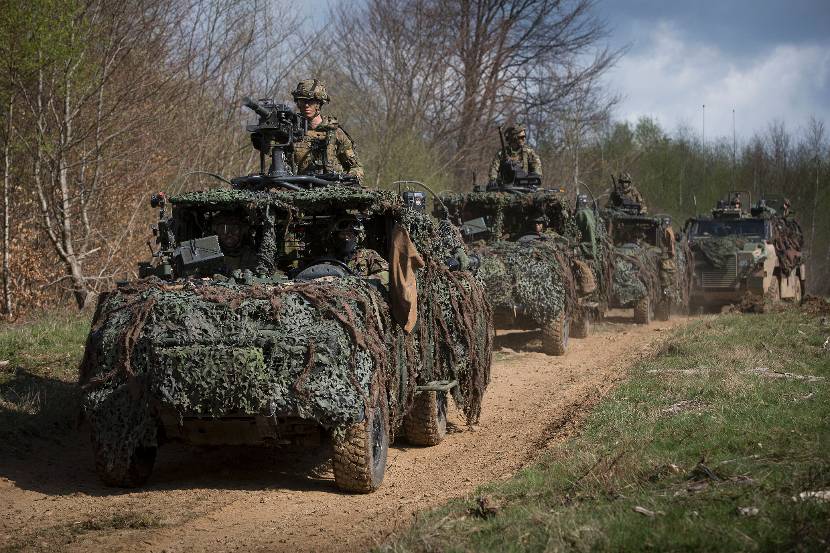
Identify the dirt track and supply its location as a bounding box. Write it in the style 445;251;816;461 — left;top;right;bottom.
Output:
0;312;688;552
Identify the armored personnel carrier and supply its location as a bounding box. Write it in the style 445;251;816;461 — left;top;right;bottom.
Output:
605;204;691;323
79;98;493;493
686;192;806;312
435;183;609;355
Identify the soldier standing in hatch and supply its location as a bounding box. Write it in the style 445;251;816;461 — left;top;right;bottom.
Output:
607;173;648;213
291;79;365;185
488;125;542;186
331;216;389;284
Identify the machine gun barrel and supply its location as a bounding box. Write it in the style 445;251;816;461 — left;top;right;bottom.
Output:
242;96;271;119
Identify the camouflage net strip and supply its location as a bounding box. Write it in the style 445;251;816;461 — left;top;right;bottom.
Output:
612;249;660;306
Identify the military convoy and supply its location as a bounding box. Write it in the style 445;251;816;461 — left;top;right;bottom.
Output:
79;98;493;493
686;192;806;312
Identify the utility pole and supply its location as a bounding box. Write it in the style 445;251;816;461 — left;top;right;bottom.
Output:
732;109;737;188
702;104;706;196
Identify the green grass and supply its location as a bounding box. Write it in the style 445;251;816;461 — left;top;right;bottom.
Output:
0;311;91;449
382;310;830;552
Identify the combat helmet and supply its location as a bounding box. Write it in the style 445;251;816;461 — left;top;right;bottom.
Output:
618;172;632;184
331;215;365;257
505;124;527;139
291;79;330;104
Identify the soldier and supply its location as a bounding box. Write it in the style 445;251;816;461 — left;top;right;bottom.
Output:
331;216;389;283
212;212;257;272
607;173;648;213
659;215;677;287
291;79;365;185
488;125;542;185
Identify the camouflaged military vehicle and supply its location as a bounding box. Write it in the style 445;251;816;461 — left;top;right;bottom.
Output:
435;184;610;355
686;192;806;312
78;98;492;493
606;206;691;323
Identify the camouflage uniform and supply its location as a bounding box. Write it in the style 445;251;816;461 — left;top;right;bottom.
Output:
347;248;389;284
293;116;365;184
488;125;542;182
607;174;648;213
575;206;598;259
659;221;677;287
291;79;365;184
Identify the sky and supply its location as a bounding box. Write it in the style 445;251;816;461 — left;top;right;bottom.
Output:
598;0;830;140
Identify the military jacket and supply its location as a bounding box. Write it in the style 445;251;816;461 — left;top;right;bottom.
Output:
607;186;648;214
293;116;365;184
488;146;543;181
347;248;389;284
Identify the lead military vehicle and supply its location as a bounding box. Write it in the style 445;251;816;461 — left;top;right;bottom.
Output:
79;98;493;493
605;204;691;323
435;178;609;355
686;192;806;312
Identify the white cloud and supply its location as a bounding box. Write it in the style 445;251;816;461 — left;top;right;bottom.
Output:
606;21;830;139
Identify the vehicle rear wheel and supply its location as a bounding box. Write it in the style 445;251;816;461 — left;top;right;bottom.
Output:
92;435;156;488
404;391;447;446
333;385;389;493
570;314;591;338
633;296;652;324
541;313;569;356
654;299;671;321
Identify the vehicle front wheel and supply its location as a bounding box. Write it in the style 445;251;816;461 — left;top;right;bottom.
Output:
404;391;448;446
633;296;652;324
542;313;569;356
570;315;591;338
654;299;671;321
92;435;156;488
333;385;389;493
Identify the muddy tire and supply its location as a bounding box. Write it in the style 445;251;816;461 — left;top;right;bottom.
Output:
570;315;591;338
633;296;651;324
404;391;447;446
332;386;389;493
92;437;156;488
654;299;671;321
541;313;569;356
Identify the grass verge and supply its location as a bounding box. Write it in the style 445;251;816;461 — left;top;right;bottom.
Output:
382;309;830;552
0;311;91;450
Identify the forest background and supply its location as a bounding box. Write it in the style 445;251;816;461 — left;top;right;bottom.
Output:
0;0;827;317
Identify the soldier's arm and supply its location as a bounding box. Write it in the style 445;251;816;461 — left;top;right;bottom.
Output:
528;148;542;176
335;128;365;185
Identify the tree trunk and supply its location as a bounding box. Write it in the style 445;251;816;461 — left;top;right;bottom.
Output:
2;96;12;317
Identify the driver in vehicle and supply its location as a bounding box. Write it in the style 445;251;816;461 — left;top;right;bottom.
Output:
331;216;389;284
212;212;256;272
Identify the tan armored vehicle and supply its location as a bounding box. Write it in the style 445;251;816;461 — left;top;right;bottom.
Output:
687;192;806;312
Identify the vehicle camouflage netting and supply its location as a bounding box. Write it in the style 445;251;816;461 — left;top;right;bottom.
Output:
474;239;577;324
435;190;579;240
695;236;747;269
611;246;661;307
79;186;492;475
772;216;805;276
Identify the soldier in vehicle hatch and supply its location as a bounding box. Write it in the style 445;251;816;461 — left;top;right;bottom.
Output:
607;173;648;214
330;216;389;284
488;124;542;185
291;79;365;185
212;212;257;272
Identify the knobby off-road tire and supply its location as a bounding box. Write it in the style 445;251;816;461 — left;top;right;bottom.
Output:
570;314;591;338
332;385;390;493
633;296;651;324
542;312;569;356
654;299;671;321
404;391;448;446
92;434;157;488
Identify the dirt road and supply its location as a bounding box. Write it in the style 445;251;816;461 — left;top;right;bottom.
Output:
0;313;688;552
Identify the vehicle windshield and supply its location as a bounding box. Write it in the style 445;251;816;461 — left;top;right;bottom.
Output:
691;218;767;239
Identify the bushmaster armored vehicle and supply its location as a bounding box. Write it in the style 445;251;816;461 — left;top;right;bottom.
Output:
79;98;493;493
605;205;691;323
687;192;806;312
435;183;610;355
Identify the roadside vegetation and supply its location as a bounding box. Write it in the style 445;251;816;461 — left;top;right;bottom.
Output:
382;305;830;552
0;312;90;452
